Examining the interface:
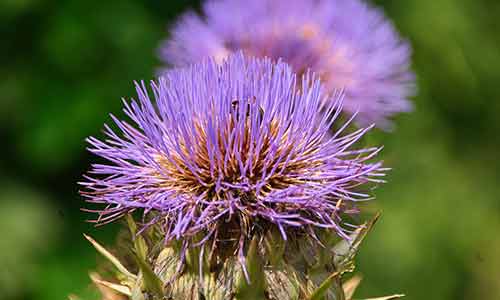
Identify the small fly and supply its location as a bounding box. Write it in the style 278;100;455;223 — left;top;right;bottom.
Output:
231;97;265;122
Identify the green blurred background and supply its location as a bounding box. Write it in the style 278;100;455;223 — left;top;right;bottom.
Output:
1;0;499;299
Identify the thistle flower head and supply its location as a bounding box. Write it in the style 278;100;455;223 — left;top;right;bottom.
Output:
81;54;384;274
160;0;415;129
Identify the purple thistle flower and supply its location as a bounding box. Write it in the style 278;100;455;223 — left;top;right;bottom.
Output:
160;0;415;129
80;54;384;273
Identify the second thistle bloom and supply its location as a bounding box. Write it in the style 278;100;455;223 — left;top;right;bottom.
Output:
81;54;384;261
160;0;415;129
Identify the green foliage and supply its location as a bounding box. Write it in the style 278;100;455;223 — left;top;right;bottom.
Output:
308;272;343;300
0;183;58;299
2;0;500;299
84;234;136;281
234;237;267;300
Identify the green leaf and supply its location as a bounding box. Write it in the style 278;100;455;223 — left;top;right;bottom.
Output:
130;277;146;300
133;252;164;297
264;229;286;266
360;295;405;300
89;272;132;296
333;213;380;271
307;271;343;300
235;236;267;300
126;214;148;260
83;234;137;280
342;275;362;300
185;242;202;275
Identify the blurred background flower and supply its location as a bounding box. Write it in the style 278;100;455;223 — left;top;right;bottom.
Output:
1;0;499;300
160;0;414;129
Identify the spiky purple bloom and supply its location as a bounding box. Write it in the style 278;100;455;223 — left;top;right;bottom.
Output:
160;0;415;129
81;54;384;267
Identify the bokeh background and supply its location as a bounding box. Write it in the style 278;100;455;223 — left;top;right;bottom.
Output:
1;0;499;299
